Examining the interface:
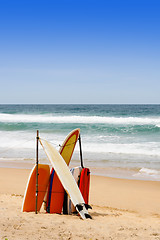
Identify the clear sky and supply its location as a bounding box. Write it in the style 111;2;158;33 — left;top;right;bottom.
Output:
0;0;160;104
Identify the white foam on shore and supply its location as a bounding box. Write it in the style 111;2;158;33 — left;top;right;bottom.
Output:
83;142;160;156
1;131;160;158
133;168;160;180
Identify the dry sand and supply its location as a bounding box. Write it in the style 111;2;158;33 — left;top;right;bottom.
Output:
0;167;160;240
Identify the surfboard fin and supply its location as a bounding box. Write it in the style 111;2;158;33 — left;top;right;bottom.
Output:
76;203;92;211
76;204;83;212
84;213;92;219
84;204;92;210
76;203;92;212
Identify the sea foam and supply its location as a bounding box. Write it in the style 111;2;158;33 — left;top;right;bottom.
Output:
133;168;160;180
1;113;160;126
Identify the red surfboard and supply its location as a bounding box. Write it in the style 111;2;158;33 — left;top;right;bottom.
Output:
46;129;80;213
79;168;90;205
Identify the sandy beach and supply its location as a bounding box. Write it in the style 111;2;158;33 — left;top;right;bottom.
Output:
0;167;160;240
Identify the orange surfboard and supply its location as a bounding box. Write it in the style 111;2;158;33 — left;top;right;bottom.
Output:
46;128;80;213
22;164;50;212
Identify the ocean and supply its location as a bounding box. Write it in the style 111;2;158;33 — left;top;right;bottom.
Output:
0;104;160;181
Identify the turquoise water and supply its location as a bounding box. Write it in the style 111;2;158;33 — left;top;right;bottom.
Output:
0;104;160;180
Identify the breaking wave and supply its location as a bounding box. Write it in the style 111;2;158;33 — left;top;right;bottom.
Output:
1;113;160;126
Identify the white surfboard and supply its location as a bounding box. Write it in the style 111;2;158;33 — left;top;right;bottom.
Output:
39;138;92;220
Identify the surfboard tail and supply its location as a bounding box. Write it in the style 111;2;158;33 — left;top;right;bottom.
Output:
75;203;92;220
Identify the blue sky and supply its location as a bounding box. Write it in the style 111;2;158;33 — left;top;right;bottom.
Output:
0;0;160;104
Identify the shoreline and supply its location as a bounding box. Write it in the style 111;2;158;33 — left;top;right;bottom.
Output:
0;159;160;181
0;167;160;215
0;167;160;239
